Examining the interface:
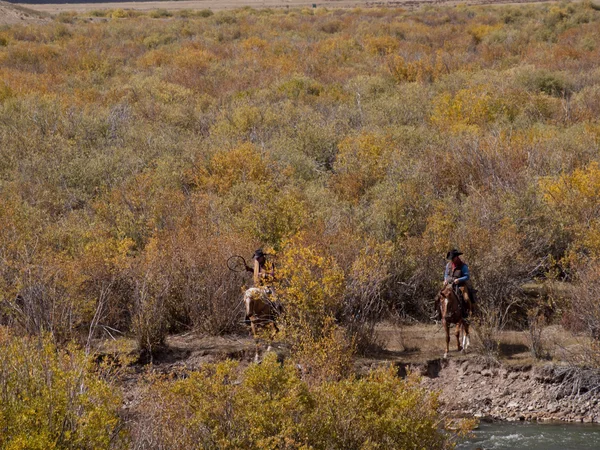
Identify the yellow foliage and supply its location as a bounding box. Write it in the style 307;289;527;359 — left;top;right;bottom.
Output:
350;239;394;287
199;142;271;194
111;8;129;19
332;132;392;201
242;36;268;51
0;330;126;449
386;53;447;83
468;23;503;43
172;45;214;71
431;84;513;131
364;35;399;55
423;201;460;254
138;352;459;449
541;162;600;258
277;236;345;327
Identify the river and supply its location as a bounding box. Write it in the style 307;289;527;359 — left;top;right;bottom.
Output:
457;422;600;450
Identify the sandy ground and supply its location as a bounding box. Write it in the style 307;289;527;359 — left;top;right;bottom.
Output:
18;0;552;15
105;322;580;372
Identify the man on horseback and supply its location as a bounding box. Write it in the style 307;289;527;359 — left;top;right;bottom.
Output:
245;249;275;288
243;249;280;361
244;249;277;325
443;249;474;319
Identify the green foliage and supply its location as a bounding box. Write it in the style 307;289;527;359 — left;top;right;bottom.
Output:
0;330;126;449
135;352;459;449
197;9;214;18
148;9;173;19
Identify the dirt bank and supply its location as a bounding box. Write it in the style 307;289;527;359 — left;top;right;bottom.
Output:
111;324;600;424
416;358;600;423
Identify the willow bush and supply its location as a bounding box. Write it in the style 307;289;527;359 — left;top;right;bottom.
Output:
132;352;465;450
0;329;126;449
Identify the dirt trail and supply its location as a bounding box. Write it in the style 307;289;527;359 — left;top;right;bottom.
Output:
19;0;553;15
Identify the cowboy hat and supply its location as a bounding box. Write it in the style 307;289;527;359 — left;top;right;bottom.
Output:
446;249;463;260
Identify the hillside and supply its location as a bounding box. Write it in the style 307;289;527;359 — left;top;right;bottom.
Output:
0;1;49;25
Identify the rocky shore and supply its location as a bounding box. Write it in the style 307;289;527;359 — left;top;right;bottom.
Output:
415;358;600;423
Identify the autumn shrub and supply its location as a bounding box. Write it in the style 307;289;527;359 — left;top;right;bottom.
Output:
197;9;214;18
275;236;354;380
276;237;345;332
89;10;108;17
567;261;600;344
527;307;548;360
132;352;459;449
0;329;126;449
148;9;173;19
342;240;394;352
518;68;573;97
1;2;600;366
111;9;129;19
540;161;600;274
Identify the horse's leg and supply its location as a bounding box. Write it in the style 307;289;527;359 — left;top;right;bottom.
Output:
462;322;470;352
266;322;276;352
444;323;450;359
250;320;260;362
455;323;462;352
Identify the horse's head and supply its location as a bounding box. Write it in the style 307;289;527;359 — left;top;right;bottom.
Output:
439;284;461;322
440;284;454;299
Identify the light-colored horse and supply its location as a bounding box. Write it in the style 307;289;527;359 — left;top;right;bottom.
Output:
244;287;281;362
437;284;471;359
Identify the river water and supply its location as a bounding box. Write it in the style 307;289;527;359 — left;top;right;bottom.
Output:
457;422;600;450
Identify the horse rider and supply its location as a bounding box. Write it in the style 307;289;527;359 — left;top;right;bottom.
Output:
444;249;475;318
244;249;276;324
245;249;275;287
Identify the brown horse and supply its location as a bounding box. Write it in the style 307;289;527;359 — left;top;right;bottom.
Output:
436;284;471;359
244;287;281;362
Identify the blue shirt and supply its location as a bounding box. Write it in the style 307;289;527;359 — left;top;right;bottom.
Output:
444;262;470;284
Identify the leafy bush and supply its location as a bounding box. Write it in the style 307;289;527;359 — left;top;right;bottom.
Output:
197;9;214;18
133;353;461;449
148;9;173;19
0;330;126;449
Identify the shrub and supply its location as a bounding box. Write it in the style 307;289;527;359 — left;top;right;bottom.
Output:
197;9;214;18
89;10;107;17
148;9;173;19
518;69;573;98
276;236;353;380
277;236;345;337
0;330;126;449
111;9;129;19
133;353;462;449
320;19;343;34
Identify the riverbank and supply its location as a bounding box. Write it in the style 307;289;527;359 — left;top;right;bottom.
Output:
114;323;600;425
420;358;600;423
